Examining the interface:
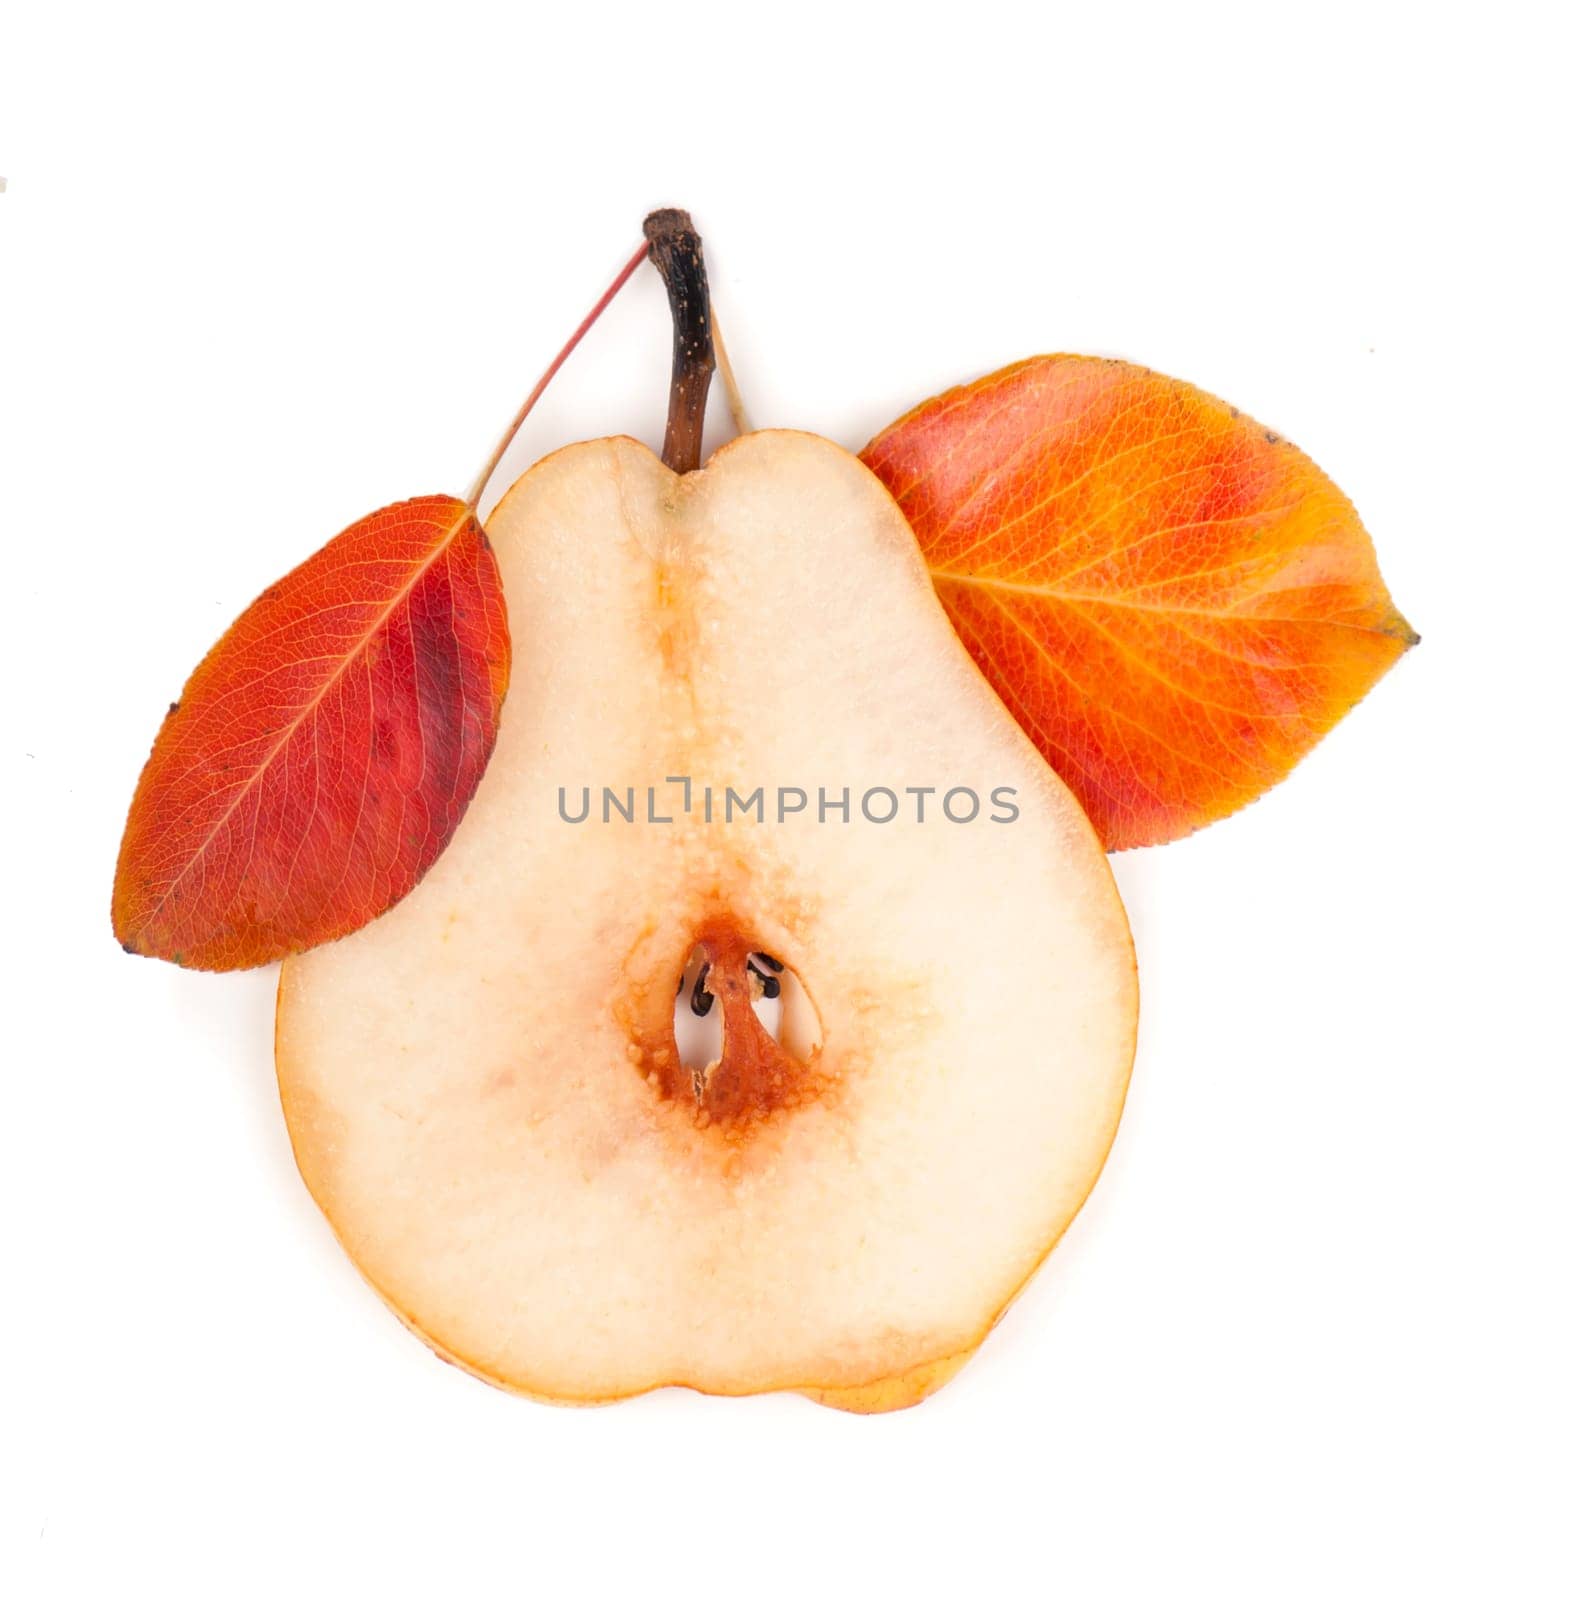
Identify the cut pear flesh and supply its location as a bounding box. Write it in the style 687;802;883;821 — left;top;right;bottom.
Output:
276;432;1137;1411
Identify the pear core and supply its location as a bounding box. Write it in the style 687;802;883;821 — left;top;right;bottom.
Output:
275;431;1138;1411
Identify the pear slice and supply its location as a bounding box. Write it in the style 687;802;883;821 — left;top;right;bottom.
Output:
275;431;1137;1411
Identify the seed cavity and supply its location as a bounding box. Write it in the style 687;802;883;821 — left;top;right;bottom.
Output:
748;961;781;1000
690;962;715;1017
659;926;826;1123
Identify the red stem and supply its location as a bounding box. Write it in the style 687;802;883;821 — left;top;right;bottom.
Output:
466;238;652;510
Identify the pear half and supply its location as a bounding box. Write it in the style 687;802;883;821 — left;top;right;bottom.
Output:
276;432;1137;1411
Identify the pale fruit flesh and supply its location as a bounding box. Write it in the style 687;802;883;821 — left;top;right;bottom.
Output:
275;432;1137;1410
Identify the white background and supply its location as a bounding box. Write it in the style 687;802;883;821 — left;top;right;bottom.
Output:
4;3;1566;1595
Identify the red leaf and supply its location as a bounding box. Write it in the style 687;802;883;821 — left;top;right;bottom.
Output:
113;496;510;969
863;357;1416;849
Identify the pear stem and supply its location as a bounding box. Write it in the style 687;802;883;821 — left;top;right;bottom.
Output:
465;238;652;512
643;208;715;474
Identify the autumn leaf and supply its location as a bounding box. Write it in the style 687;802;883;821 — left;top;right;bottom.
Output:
113;496;510;969
863;356;1417;849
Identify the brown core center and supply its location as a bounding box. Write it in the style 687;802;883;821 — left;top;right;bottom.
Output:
642;918;821;1127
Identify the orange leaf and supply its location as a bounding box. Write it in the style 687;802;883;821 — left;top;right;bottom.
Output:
113;496;510;969
863;357;1416;849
